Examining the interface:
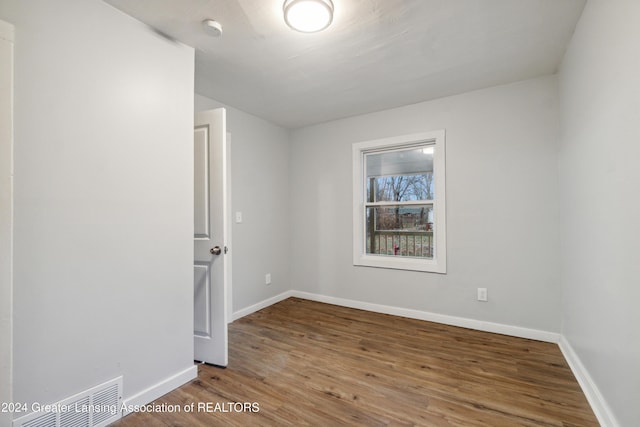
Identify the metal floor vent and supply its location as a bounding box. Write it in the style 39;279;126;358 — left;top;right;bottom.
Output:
13;377;122;427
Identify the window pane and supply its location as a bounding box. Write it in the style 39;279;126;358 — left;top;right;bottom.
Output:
365;147;434;202
353;130;446;272
366;205;434;258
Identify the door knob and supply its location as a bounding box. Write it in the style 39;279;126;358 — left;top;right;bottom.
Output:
210;246;222;255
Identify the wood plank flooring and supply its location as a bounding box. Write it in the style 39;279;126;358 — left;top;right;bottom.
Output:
112;298;598;426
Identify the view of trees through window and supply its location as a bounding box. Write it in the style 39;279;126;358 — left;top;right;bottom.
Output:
367;173;434;202
364;147;435;259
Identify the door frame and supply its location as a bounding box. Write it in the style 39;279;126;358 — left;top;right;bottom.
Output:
224;131;233;323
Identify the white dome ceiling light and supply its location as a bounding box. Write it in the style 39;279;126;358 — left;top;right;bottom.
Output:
202;19;223;37
283;0;334;33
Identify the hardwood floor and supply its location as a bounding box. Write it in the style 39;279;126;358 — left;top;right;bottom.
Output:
112;298;598;426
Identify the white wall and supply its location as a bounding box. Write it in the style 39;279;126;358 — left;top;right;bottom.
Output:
0;18;14;427
0;0;195;412
290;76;562;333
558;0;640;425
195;95;291;315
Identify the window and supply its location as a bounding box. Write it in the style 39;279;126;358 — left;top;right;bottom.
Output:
352;131;446;273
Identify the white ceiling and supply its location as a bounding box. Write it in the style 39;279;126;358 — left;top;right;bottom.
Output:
105;0;585;129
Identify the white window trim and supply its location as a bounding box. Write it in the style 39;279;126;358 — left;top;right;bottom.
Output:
352;130;447;273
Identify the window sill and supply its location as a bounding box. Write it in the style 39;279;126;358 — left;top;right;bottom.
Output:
353;254;446;274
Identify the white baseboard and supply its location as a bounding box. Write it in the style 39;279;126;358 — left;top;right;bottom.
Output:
122;365;197;416
290;291;559;343
231;290;294;321
558;336;619;427
232;290;559;343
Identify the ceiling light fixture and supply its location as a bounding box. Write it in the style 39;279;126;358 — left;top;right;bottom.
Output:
202;19;223;37
283;0;334;33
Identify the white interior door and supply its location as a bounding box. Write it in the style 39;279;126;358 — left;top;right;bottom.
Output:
194;108;228;366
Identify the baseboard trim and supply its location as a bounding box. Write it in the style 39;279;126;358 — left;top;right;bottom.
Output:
231;290;294;321
232;290;558;343
121;365;197;416
558;336;619;427
290;291;559;343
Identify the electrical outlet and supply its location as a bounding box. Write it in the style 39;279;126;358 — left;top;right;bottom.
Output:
265;273;271;285
235;211;243;223
477;288;488;302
